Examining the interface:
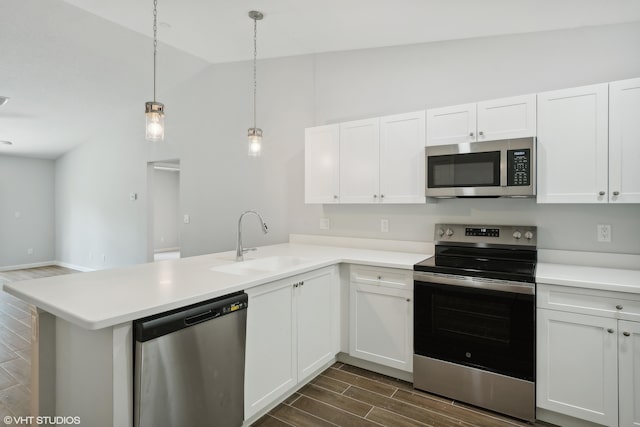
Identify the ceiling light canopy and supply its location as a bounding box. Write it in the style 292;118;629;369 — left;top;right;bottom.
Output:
247;10;264;157
145;0;165;142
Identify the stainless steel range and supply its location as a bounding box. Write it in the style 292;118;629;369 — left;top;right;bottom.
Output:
413;224;537;421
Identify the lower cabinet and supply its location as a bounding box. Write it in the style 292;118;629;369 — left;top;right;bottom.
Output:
349;265;413;372
244;266;339;420
537;284;640;427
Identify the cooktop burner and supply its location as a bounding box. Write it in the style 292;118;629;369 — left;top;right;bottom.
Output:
414;224;538;283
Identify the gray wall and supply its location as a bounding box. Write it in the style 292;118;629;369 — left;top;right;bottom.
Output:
54;22;640;269
0;155;55;268
153;169;180;251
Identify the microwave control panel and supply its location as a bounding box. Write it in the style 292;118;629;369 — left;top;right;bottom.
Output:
507;149;530;186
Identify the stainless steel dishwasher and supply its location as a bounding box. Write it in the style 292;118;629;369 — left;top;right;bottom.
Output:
134;292;248;427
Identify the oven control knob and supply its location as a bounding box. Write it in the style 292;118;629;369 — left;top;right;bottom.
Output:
524;231;534;240
513;231;522;240
445;228;454;237
437;228;445;238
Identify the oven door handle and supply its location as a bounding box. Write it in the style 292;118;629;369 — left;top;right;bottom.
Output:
413;271;535;295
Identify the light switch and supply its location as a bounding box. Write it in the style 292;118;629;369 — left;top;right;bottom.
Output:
319;218;330;230
129;192;138;201
183;214;190;224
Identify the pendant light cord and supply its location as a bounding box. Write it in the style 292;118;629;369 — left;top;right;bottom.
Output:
252;16;257;130
153;0;158;102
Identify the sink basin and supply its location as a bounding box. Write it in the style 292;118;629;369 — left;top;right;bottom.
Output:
210;256;312;275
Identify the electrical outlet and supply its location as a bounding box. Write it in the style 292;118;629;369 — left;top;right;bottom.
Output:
183;214;190;224
597;224;611;243
380;219;389;233
319;218;330;230
27;248;33;255
14;211;21;219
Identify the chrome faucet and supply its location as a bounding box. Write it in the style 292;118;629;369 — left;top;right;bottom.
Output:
236;211;269;261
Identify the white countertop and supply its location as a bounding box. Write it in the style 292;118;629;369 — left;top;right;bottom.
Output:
2;243;429;330
537;262;640;294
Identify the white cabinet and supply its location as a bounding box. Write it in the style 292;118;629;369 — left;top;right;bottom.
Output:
305;111;425;204
339;118;380;203
304;124;340;203
297;267;340;381
609;78;640;204
537;309;618;426
379;112;426;204
426;103;476;146
245;266;339;419
426;94;536;146
537;83;610;203
537;283;640;427
619;320;640;427
349;266;413;372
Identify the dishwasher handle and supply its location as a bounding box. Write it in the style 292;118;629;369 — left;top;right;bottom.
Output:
134;291;248;343
184;309;221;326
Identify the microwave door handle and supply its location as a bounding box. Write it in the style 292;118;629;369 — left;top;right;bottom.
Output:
500;148;508;187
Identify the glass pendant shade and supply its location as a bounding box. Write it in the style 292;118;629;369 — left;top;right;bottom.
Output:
145;102;165;141
248;128;262;157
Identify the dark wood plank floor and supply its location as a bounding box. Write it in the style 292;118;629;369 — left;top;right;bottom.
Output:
253;363;550;427
0;265;78;418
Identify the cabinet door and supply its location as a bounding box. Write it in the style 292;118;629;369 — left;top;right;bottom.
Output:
537;83;609;203
537;309;618;426
297;267;339;381
304;125;340;203
476;94;536;141
609;78;640;204
379;111;426;204
339;118;380;203
426;103;476;146
244;281;296;419
619;320;640;427
349;283;413;372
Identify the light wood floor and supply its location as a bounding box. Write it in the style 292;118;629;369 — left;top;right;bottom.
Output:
0;265;77;418
252;363;550;427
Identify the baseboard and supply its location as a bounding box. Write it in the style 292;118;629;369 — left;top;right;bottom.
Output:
54;261;96;272
0;261;56;272
153;247;180;254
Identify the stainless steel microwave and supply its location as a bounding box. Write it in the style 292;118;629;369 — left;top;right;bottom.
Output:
425;137;536;198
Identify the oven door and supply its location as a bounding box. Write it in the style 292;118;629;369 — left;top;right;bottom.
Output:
414;273;534;381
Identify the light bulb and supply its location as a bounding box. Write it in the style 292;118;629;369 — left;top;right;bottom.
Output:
145;102;165;141
248;128;262;157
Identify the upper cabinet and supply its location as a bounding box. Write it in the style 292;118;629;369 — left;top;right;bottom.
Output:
304;125;340;204
379;112;426;204
537;83;609;204
537;80;640;204
339;118;380;204
306;111;426;204
426;94;536;146
609;77;640;204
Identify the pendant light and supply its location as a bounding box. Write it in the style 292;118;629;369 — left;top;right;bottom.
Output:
247;11;264;157
145;0;165;141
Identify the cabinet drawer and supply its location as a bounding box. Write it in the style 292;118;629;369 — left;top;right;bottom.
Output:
537;284;640;321
350;265;413;290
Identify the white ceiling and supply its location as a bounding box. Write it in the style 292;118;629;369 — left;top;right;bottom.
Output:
2;0;640;159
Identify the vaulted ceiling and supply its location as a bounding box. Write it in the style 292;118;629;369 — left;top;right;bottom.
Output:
1;0;640;158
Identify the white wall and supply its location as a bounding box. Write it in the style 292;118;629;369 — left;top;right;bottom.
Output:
0;155;55;268
153;169;179;251
54;22;640;269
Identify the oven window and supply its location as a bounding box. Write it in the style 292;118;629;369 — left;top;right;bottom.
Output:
414;281;534;381
433;293;510;344
428;151;500;188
